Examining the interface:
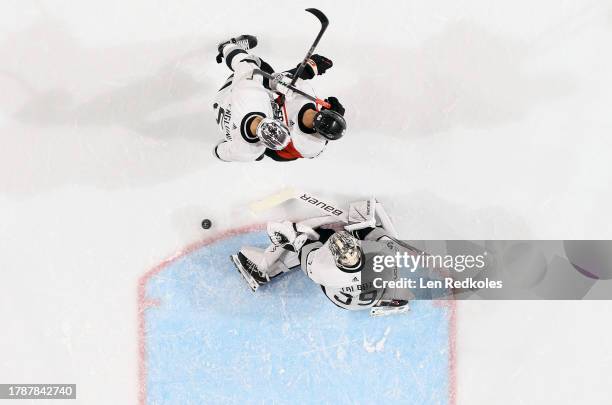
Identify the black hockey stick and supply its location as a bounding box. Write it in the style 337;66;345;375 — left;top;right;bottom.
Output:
279;8;329;106
252;69;331;109
290;8;329;88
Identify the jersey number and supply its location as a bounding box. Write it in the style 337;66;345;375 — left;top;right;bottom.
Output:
216;107;231;139
333;289;378;307
216;107;225;125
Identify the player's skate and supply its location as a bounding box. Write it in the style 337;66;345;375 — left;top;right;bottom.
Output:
230;251;269;292
370;300;410;317
216;34;258;63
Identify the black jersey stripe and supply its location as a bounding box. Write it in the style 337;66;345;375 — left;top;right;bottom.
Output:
225;48;247;70
240;112;266;143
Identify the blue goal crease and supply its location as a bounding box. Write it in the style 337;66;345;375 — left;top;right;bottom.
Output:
144;231;452;405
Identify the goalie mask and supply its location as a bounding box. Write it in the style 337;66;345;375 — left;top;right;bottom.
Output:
256;118;290;150
328;231;363;270
313;109;346;141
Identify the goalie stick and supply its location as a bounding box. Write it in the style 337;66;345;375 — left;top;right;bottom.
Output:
248;188;415;251
249;188;429;259
249;187;376;231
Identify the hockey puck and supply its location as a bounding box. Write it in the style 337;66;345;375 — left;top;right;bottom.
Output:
201;219;212;229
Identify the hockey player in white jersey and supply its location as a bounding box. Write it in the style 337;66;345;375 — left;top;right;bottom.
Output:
213;35;347;162
231;202;412;316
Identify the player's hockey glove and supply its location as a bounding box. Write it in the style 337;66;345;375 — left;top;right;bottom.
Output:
267;221;308;253
298;54;333;80
323;97;345;116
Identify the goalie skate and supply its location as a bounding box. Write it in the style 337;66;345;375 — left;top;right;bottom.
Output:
230;253;266;292
370;300;410;317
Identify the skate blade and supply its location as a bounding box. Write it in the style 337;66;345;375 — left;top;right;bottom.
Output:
369;303;410;317
230;255;260;292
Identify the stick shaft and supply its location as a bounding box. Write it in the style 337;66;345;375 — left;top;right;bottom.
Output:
252;69;331;109
289;9;329;88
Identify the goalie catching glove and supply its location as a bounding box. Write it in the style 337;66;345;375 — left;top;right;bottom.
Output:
267;221;308;252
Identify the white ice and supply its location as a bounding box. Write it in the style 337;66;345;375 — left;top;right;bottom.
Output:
1;1;612;404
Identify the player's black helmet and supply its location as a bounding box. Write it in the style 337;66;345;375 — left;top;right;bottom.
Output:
314;110;346;141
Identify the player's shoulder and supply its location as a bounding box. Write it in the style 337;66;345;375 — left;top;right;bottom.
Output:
230;87;275;116
305;244;361;288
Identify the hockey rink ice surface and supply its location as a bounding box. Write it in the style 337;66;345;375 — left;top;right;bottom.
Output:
138;227;456;404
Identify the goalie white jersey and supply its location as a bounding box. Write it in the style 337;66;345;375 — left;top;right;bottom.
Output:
300;227;409;310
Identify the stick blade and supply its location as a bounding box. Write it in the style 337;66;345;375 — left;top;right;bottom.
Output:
249;187;300;213
305;8;329;26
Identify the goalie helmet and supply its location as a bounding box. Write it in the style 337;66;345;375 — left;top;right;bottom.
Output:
256;118;290;150
328;231;363;270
